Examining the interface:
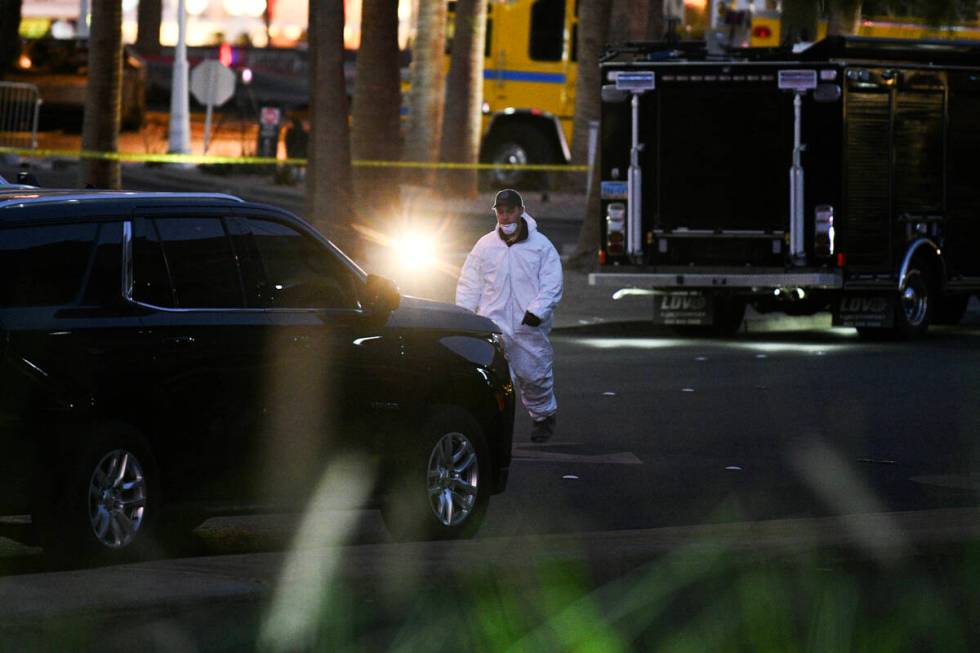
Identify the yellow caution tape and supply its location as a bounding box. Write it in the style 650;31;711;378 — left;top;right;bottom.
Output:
0;146;589;172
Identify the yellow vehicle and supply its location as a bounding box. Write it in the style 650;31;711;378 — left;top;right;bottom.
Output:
748;12;980;47
473;0;579;187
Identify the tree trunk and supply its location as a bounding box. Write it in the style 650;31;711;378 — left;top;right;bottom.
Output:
647;0;665;41
352;0;402;217
569;0;612;260
570;0;612;169
608;0;666;42
403;0;447;186
609;0;648;43
827;0;862;35
136;0;162;56
306;0;354;250
780;0;819;45
0;0;23;78
438;0;487;198
79;0;122;189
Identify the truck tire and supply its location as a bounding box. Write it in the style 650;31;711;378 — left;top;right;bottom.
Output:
672;297;745;338
481;126;552;190
892;258;933;339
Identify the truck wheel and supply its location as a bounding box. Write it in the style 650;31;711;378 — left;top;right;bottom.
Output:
933;294;969;326
34;423;160;565
713;297;746;336
382;408;490;541
893;259;933;339
673;297;745;338
482;127;551;190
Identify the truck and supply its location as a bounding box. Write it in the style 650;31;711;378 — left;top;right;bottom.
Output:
472;0;579;188
589;36;980;338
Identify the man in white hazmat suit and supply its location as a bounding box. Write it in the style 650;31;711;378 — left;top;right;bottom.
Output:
456;189;563;442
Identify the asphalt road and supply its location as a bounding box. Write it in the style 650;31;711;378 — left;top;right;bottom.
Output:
4;161;980;650
1;321;979;650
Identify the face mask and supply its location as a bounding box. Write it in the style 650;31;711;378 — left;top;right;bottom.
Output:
499;221;519;236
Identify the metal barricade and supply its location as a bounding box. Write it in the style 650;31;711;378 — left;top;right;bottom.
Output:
0;82;42;150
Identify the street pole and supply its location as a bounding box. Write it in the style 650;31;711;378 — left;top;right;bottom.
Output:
78;0;90;38
168;0;191;156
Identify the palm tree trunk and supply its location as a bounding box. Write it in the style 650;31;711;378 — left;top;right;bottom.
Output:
79;0;122;189
828;0;862;35
780;0;818;45
403;0;447;186
0;0;22;77
569;0;612;262
136;0;162;56
306;0;354;250
352;0;402;216
438;0;487;198
649;0;667;40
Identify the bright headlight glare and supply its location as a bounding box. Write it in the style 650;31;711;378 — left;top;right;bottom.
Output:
392;232;437;270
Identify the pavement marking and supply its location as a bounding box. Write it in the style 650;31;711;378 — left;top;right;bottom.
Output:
511;447;643;465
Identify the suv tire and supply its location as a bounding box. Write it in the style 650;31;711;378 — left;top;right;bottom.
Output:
382;408;490;541
35;423;160;565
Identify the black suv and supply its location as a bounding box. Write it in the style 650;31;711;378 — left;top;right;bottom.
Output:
0;184;514;562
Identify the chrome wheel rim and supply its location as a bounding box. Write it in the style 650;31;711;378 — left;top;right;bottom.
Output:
88;449;147;549
427;432;479;527
492;143;528;187
902;271;928;327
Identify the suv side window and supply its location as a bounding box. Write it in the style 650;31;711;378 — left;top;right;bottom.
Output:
240;218;358;310
0;223;97;307
155;217;244;309
133;218;176;308
82;222;124;306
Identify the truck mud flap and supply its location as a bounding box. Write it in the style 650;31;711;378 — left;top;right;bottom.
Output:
653;292;714;326
833;293;895;328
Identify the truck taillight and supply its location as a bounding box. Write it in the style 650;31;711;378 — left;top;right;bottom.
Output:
814;205;835;258
606;202;626;256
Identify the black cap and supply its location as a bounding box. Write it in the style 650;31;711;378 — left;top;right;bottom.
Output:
492;188;523;209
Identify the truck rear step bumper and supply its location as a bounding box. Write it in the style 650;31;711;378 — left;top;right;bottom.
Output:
589;271;843;290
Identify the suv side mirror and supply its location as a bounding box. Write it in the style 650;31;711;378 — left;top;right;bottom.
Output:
363;274;400;316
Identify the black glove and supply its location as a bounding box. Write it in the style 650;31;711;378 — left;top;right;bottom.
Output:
521;311;542;327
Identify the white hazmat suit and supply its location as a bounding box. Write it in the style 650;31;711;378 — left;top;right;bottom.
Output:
456;213;563;421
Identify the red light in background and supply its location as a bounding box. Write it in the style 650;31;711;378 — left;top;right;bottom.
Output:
837;252;846;268
752;26;773;39
598;249;607;265
219;43;233;67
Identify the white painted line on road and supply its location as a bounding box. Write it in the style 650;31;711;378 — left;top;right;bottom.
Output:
682;388;695;393
755;354;768;359
911;474;980;491
725;466;743;471
562;475;580;480
695;356;708;361
512;448;643;465
602;391;617;396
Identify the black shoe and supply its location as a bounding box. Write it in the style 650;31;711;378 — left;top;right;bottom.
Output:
530;416;556;443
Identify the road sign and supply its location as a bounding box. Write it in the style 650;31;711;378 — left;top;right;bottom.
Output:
190;60;236;107
778;69;818;92
190;60;236;154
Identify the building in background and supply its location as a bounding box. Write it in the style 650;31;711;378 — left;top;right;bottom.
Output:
20;0;417;49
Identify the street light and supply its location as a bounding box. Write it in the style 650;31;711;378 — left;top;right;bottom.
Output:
168;0;191;156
